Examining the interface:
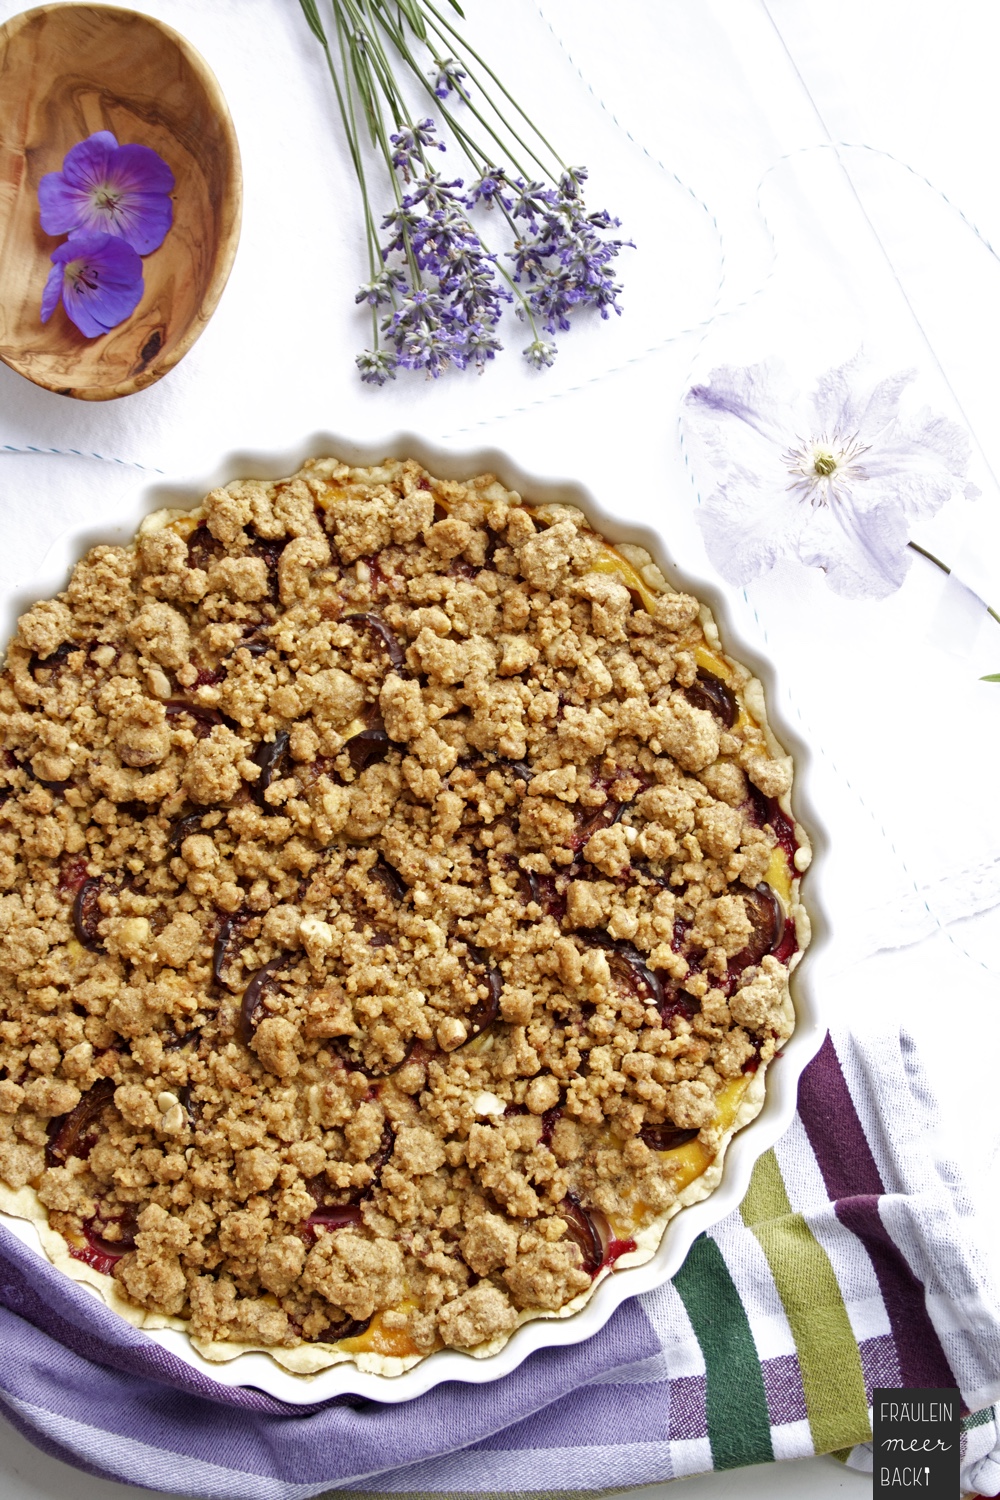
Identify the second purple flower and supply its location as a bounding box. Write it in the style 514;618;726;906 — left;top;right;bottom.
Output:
40;233;144;339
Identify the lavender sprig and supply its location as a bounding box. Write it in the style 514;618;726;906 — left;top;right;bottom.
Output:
298;0;631;383
508;168;629;333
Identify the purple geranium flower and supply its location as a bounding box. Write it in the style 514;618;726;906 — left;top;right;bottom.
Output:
682;353;978;599
41;232;144;338
38;131;174;254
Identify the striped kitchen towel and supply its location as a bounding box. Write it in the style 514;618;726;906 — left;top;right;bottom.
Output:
0;1026;998;1499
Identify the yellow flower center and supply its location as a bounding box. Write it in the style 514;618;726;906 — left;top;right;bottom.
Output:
812;450;838;477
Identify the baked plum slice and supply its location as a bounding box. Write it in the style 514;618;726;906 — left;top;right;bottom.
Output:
72;878;109;950
301;1200;363;1244
245;531;289;600
345;715;391;773
329;1032;422;1080
682;670;738;728
366;1119;396;1181
69;1208;138;1275
58;855;90;896
608;946;663;1008
579;931;663;1008
164;700;231;738
168;809;215;852
573;797;626;851
250;730;291;811
324;1312;373;1342
370;857;407;903
725;882;786;983
742;882;784;954
463;944;503;1038
225;626;270;659
639;1123;699;1152
515;866;541;906
746;787;799;867
561;1193;638;1277
46;1078;117;1166
539;1105;562;1147
27;639;82;678
560;1193;605;1276
186;524;224;572
10;745;73;795
303;1121;395;1218
345;612;407;672
239;956;292;1044
656;982;699;1028
213;911;254;986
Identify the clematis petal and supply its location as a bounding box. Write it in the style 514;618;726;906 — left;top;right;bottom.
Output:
683;361;810;494
796;490;911;599
696;476;804;587
861;413;977;517
810;353;914;442
685;359;804;451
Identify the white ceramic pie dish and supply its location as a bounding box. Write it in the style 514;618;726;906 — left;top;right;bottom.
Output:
0;432;831;1404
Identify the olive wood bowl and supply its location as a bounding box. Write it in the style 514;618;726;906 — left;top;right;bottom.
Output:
0;3;241;401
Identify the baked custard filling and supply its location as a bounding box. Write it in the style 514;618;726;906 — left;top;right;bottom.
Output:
0;460;809;1373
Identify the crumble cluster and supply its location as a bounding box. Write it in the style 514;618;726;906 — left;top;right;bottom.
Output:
0;460;797;1358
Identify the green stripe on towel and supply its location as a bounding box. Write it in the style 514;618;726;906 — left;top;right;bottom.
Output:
674;1233;775;1470
741;1149;872;1453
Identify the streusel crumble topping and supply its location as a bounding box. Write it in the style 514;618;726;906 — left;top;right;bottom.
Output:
0;460;808;1369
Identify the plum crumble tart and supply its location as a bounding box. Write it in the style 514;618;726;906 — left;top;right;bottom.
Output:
0;459;810;1375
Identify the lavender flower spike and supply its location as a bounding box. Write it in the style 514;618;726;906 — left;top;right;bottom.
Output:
682;352;978;599
41;232;144;338
39;131;174;255
431;58;468;100
356;349;397;385
375;127;511;377
524;338;557;370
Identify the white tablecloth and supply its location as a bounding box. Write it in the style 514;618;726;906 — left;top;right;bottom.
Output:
0;2;998;1495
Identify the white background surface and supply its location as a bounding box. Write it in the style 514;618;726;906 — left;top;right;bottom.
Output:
0;0;998;1494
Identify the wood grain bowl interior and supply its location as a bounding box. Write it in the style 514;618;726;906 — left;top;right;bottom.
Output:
0;3;241;400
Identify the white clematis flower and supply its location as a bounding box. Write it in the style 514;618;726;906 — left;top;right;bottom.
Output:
682;353;978;599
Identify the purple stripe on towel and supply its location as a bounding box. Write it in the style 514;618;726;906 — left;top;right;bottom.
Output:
797;1033;884;1200
667;1374;708;1441
834;1196;955;1392
761;1354;807;1426
858;1332;902;1399
798;1036;955;1393
797;1038;953;1386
